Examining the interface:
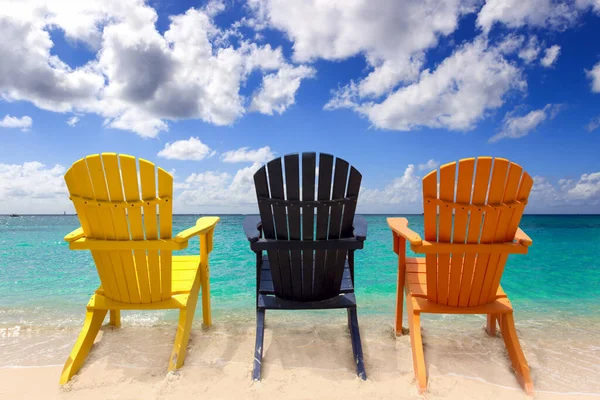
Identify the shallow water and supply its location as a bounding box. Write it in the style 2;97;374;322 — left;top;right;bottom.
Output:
0;215;599;393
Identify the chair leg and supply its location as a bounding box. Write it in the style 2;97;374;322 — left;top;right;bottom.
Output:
485;314;497;337
500;312;534;395
169;281;200;370
200;262;212;328
60;308;108;384
347;307;367;380
407;297;427;393
109;310;121;328
252;309;266;381
395;269;405;336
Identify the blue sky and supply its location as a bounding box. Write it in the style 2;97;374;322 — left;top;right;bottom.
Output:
1;0;600;214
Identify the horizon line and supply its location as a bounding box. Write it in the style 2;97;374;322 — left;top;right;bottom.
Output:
2;213;600;216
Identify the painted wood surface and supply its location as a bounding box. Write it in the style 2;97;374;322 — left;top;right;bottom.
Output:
387;157;534;395
249;152;366;381
60;153;219;384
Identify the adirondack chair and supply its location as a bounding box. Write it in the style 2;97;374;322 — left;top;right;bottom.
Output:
243;153;367;380
60;153;219;384
388;157;534;395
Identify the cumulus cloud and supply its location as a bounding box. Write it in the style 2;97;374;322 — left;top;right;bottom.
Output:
221;146;275;163
567;172;600;200
577;0;600;13
497;34;525;55
176;162;263;212
418;159;440;171
248;0;467;63
529;173;600;213
0;161;71;213
518;36;541;64
249;0;473;108
66;116;80;127
0;115;32;131
157;137;215;161
0;1;312;137
327;38;525;132
249;65;315;115
477;0;581;32
586;61;600;93
541;45;561;67
358;164;422;213
489;104;561;143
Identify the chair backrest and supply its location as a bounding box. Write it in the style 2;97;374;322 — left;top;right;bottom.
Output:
64;153;173;304
422;157;533;307
253;152;362;302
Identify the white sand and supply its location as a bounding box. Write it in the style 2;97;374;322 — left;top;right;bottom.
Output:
1;316;598;399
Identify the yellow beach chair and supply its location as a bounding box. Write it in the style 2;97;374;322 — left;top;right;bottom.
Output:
60;153;219;384
388;157;534;395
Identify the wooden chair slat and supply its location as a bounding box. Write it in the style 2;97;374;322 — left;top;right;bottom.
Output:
284;154;303;300
313;153;334;299
436;162;456;305
301;153;316;299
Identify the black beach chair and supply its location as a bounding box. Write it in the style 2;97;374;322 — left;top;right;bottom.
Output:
243;152;368;381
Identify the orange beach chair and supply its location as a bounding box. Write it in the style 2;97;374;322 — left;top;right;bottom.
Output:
388;157;534;394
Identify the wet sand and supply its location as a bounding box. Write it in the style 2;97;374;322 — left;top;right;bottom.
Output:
1;313;599;399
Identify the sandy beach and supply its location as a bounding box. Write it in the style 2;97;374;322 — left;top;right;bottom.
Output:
1;314;598;399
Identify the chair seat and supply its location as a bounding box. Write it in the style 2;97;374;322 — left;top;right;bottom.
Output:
96;255;201;297
259;255;354;295
405;257;507;299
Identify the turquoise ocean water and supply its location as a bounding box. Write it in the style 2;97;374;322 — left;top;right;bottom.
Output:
1;215;599;392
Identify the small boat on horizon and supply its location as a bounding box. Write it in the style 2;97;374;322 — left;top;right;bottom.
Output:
9;214;19;217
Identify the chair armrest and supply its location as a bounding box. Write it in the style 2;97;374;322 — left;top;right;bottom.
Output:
243;215;262;242
353;215;368;241
514;227;532;246
174;216;220;244
387;217;422;246
64;227;85;242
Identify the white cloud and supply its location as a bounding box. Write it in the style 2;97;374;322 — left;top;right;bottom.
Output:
249;0;473;107
518;36;541;64
176;163;262;212
327;38;525;132
179;170;230;191
489;104;561;143
586;116;600;132
0;161;72;214
529;173;600;212
248;0;467;64
157;137;215;161
0;2;312;137
0;115;32;131
586;62;600;93
567;172;600;200
249;65;315;115
221;146;275;163
418;159;440;171
477;0;580;32
358;164;422;213
498;35;560;68
66;116;80;127
497;34;525;55
576;0;600;14
541;45;561;67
